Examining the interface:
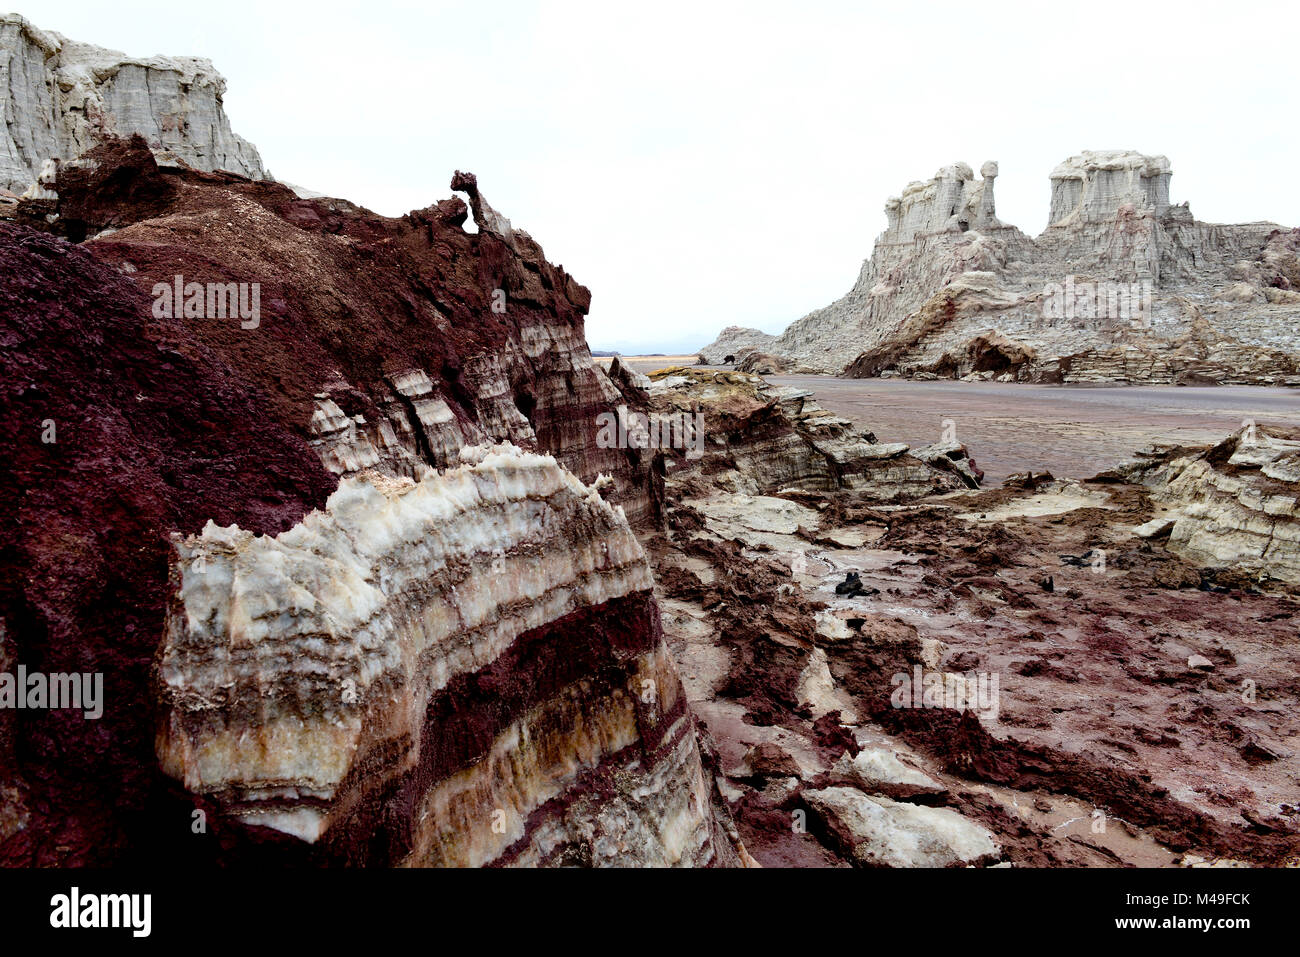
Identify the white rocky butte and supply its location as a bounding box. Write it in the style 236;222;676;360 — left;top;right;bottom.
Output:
697;325;779;364
708;152;1300;384
1047;150;1171;226
0;12;265;194
767;160;1026;374
885;160;1001;240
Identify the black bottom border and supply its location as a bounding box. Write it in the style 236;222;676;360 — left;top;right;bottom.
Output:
0;865;1284;945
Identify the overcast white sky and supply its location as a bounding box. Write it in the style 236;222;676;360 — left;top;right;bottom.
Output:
26;0;1300;353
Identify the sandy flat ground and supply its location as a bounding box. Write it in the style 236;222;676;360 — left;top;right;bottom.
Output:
768;376;1300;484
594;355;699;375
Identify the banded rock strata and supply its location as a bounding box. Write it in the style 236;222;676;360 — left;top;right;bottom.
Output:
1125;426;1300;586
703;152;1300;384
0;13;265;195
158;446;722;865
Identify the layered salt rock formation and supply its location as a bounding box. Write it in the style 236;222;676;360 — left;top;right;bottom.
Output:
803;787;999;867
769;161;1027;375
885;160;1002;238
0;134;731;864
641;367;967;498
1125;426;1300;586
158;446;721;865
0;13;265;195
716;152;1300;383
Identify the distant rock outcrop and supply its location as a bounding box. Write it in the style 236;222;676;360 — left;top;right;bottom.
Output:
709;152;1300;384
641;367;965;499
0;13;265;195
697;325;778;364
735;351;791;375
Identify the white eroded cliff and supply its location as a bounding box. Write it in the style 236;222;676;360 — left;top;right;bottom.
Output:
0;12;265;194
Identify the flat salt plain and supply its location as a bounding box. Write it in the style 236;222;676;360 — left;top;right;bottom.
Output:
602;359;1300;485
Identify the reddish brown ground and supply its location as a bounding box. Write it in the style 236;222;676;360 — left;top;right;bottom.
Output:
650;475;1300;868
